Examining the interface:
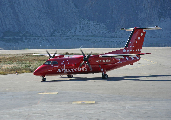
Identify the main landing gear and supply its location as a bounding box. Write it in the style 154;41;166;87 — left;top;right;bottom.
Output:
67;75;73;78
102;73;108;79
99;65;108;79
42;76;46;82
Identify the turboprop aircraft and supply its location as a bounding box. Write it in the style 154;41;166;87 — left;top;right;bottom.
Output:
33;26;161;81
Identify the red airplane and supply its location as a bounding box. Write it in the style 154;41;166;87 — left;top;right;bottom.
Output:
33;26;161;81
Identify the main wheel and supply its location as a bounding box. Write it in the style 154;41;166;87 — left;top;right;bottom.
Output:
102;74;108;79
67;75;73;78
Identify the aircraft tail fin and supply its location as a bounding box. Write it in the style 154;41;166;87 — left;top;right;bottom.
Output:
105;26;161;54
121;26;161;54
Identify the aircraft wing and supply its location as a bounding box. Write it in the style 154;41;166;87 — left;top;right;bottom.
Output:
33;54;77;58
99;53;151;58
33;54;57;56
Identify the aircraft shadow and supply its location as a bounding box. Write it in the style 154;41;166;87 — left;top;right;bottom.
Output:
44;75;171;82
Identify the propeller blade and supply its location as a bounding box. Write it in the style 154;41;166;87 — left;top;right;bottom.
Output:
87;62;92;71
80;49;86;58
46;50;52;58
87;52;92;59
52;50;57;58
79;49;93;71
79;61;85;68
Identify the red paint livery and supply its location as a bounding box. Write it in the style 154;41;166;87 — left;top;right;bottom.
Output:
33;26;161;81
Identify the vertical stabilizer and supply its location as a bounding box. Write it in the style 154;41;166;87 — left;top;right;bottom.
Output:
105;26;161;54
123;27;146;54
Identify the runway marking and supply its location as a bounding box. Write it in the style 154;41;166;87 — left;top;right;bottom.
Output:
37;91;47;105
38;92;58;95
72;101;95;104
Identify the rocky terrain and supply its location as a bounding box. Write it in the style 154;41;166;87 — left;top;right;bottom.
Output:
0;0;170;49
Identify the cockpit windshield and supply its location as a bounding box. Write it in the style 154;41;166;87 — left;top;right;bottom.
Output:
44;61;58;65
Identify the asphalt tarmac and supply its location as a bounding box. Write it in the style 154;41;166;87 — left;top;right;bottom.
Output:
0;47;171;120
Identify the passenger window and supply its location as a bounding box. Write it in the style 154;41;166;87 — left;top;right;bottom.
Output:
51;61;58;65
44;61;58;65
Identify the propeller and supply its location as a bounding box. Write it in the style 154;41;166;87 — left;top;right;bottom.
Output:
79;49;92;71
46;50;57;59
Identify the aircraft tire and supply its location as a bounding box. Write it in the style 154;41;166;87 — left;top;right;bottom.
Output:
67;75;73;78
102;74;108;79
42;77;46;82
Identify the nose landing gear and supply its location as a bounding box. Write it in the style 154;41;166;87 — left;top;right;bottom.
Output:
42;76;46;82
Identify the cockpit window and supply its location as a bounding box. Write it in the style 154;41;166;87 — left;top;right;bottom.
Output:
44;61;51;65
44;61;58;65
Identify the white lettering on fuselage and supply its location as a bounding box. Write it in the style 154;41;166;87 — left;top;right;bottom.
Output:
57;67;87;73
96;59;111;63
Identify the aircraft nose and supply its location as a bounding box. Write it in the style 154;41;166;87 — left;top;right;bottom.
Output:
33;65;46;76
33;69;38;75
33;67;41;75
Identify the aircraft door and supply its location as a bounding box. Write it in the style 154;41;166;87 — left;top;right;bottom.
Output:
61;62;66;73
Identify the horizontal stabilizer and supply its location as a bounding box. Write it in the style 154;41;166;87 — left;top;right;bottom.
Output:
121;26;162;31
137;53;151;55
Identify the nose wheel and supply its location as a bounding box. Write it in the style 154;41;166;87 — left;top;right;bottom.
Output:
42;76;46;81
